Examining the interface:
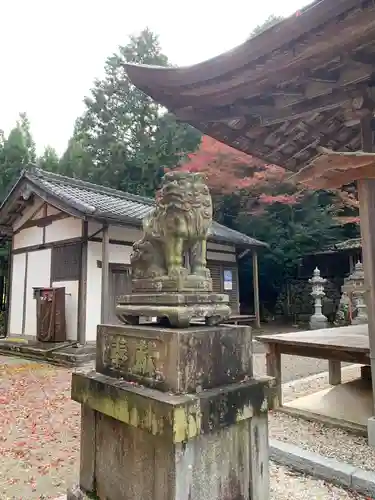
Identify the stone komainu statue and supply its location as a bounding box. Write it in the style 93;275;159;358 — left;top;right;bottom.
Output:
131;171;213;279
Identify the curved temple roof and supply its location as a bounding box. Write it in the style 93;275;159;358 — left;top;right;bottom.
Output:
126;0;375;172
0;168;267;249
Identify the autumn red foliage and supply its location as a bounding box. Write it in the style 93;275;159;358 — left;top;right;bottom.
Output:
176;135;360;223
177;135;300;206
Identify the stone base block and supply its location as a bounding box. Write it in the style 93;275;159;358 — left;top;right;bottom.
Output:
309;314;328;330
131;273;212;293
72;371;272;500
352;315;368;325
116;292;230;327
368;416;375;448
66;485;89;499
96;323;253;393
0;338;96;367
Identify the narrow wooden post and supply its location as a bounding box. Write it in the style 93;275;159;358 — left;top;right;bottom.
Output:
265;343;282;408
100;224;110;324
328;360;341;385
5;239;12;337
252;249;261;328
77;221;88;345
357;116;375;419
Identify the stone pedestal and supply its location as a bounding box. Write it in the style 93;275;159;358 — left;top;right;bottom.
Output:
336;261;368;326
116;292;231;328
69;324;273;499
309;267;328;330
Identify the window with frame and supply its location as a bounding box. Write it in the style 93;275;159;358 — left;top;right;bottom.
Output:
51;242;81;281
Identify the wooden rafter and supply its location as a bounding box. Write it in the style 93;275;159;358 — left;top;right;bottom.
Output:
177;61;374;124
125;0;375;172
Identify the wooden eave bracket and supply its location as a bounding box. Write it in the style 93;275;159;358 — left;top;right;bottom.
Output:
289;147;375;189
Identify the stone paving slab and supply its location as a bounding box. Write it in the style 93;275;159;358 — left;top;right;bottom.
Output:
270;438;375;498
0;338;96;366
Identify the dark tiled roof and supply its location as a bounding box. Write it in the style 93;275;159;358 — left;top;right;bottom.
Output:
305;238;362;257
334;238;361;251
20;168;267;249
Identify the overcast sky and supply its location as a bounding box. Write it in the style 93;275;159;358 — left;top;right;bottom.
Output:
1;0;306;154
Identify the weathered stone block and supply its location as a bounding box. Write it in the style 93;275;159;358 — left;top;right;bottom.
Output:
96;323;253;393
131;274;213;293
116;292;231;327
71;371;272;443
93;412;268;500
71;371;272;500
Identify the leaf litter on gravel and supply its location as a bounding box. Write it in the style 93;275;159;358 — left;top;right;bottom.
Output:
0;360;80;499
0;359;368;500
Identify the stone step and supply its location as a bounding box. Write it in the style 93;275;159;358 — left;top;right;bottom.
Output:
0;337;96;367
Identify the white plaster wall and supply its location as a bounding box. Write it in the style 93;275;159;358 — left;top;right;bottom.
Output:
9;253;26;335
88;221;142;243
47;205;60;216
45;217;82;243
12;198;44;231
31;206;44;220
207;242;235;252
13;226;43;250
52;280;79;341
85;241;132;341
24;249;51;337
207;251;236;263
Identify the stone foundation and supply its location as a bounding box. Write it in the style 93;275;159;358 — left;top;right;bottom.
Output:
96;323;253;392
69;324;273;499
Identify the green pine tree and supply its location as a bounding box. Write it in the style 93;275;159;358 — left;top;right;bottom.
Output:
58;138;93;179
38;146;60;172
72;28;201;197
0;113;36;201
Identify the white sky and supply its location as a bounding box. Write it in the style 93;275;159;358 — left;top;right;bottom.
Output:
1;0;306;155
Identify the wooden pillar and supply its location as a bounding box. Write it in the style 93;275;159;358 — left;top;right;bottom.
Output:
100;224;110;324
266;343;281;408
77;221;88;344
4;238;12;337
252;249;261;328
357;115;375;414
328;360;341;386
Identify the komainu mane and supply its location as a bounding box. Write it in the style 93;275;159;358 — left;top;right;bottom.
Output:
131;171;213;279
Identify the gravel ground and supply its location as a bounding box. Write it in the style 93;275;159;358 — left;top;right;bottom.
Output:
54;464;366;500
268;363;375;474
0;354;369;499
253;350;329;382
270;412;375;472
0;358;80;499
270;462;364;499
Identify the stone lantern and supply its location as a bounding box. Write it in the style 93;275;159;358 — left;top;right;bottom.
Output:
349;261;368;325
309;267;328;330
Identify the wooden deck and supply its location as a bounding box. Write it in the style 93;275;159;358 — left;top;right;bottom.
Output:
255;324;370;408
